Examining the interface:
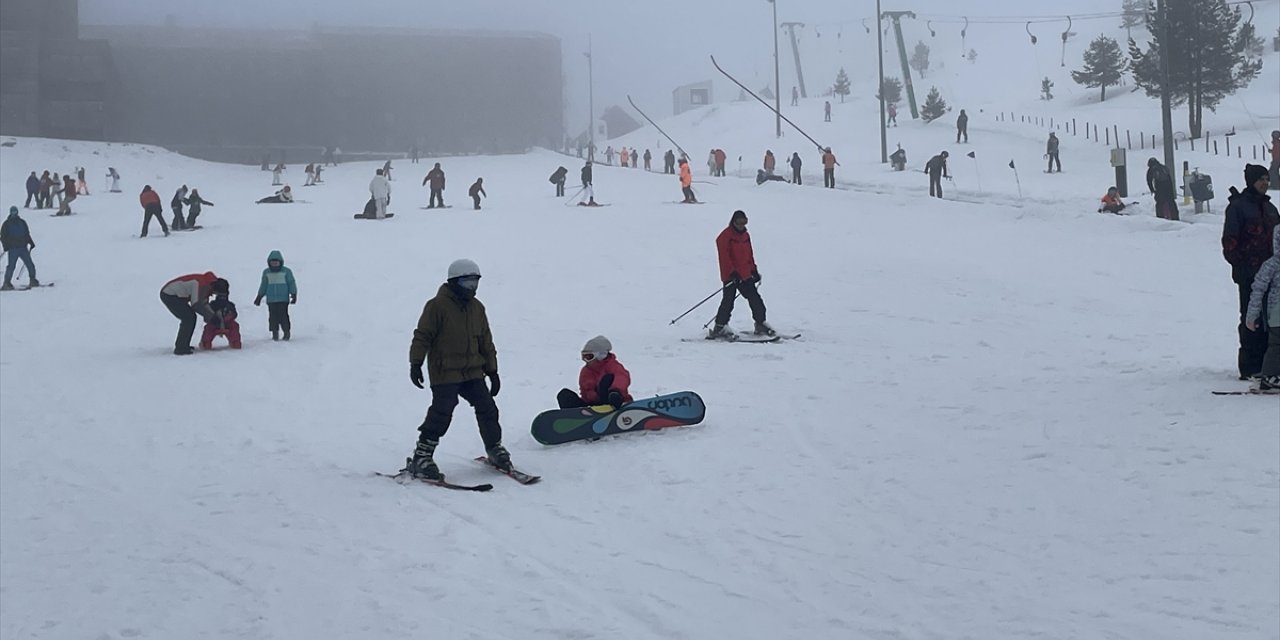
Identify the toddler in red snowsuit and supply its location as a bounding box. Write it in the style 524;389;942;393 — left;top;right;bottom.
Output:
200;279;241;349
557;335;633;409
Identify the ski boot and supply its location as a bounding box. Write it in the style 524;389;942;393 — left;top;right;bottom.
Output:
0;281;12;291
485;444;513;472
405;439;441;480
282;328;290;341
1257;376;1280;392
707;324;734;341
753;321;776;337
27;277;39;287
272;328;280;341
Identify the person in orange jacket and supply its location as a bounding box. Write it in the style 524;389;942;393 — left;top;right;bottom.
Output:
139;185;169;237
763;150;776;175
822;147;839;188
679;158;697;203
1099;187;1127;214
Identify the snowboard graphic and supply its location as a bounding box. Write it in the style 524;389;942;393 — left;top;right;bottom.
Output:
530;391;706;445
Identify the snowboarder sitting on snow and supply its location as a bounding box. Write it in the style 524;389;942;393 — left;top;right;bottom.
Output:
254;249;297;341
1245;225;1280;391
890;146;907;172
557;335;634;410
469;178;486;210
256;185;293;204
710;210;773;339
1;206;38;289
200;278;241;350
1099;187;1126;214
755;169;789;185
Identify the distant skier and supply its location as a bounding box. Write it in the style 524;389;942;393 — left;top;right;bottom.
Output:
714;148;727;177
791;86;799;107
620;147;630;169
256;186;294;204
304;163;316;186
170;185;189;231
579;161;598;206
139;185;169;237
605;146;615;165
790;152;803;184
707;149;717;176
160;271;220;356
550;166;568;197
1223;163;1279;379
925;151;950;198
24;171;38;208
369;169;391;219
57;175;76;216
556;335;633;409
254;249;298;341
272;163;285;186
643;149;652;171
887;103;898;127
956;109;969;143
184;189;213;228
410;145;420;164
1145;158;1177;220
756;169;789;185
824;100;831;123
664;149;676;174
36;171;51;209
678;158;697;203
468;178;487;210
763;150;776;176
709;210;772;339
1270;130;1279;184
199;278;241;350
1045;133;1061;173
383;160;394;181
76;166;88;195
423;162;446;208
107;167;121;193
822;147;839;188
403;258;513;480
890;146;907;172
1;206;38;290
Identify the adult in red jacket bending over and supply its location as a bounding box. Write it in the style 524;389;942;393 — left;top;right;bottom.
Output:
557;335;634;409
711;210;773;339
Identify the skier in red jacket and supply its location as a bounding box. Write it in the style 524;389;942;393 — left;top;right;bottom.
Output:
710;210;773;339
557;335;634;409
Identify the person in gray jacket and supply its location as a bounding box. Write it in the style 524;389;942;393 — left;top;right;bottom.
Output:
1246;226;1280;390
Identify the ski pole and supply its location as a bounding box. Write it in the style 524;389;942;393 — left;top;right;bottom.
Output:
669;283;731;325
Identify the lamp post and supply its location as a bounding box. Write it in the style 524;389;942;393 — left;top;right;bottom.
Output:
877;0;887;163
768;0;781;138
586;34;595;163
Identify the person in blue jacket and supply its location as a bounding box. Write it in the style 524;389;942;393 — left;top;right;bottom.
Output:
253;250;297;340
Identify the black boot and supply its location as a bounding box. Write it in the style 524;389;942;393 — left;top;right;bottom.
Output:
405;439;441;480
485;444;512;472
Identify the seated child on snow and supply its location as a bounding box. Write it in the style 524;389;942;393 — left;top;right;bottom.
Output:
200;278;241;349
1099;187;1126;214
557;335;634;409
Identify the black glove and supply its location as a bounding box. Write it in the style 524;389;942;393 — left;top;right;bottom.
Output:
750;270;761;284
487;372;501;397
726;272;741;285
410;363;424;389
205;313;222;328
596;373;615;402
607;390;625;409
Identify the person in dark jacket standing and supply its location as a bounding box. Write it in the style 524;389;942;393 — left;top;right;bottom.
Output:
1222;164;1279;379
710;210;772;339
664;149;676;174
423;162;446;208
24;172;39;208
139;185;169;237
579;161;598;206
643;149;652;171
1046;133;1061;173
925;151;950;198
789;152;803;185
184;189;213;228
468;178;486;210
1146;158;1178;220
550;166;567;197
404;258;512;480
1;206;38;289
170;185;188;231
38;171;52;209
956;109;969;143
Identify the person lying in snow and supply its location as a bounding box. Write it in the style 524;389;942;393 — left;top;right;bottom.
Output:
256;185;293;204
556;335;634;409
755;169;790;185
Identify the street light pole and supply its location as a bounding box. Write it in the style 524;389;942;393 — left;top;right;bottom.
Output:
586;34;595;163
770;0;781;138
877;0;887;163
1156;0;1178;220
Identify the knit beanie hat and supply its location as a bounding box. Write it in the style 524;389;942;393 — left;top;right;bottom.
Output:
1244;164;1269;186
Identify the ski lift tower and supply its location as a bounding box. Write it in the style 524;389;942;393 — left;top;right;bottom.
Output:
882;10;919;119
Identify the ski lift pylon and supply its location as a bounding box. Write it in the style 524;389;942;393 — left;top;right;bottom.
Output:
927;20;936;37
1060;16;1072;67
861;18;870;34
1026;21;1037;45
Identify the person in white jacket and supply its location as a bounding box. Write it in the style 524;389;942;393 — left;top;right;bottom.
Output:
369;168;391;219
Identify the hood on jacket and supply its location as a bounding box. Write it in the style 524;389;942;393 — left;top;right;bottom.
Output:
267;250;285;269
728;209;748;229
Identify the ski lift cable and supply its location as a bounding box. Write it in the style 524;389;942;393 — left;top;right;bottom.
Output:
809;1;1272;30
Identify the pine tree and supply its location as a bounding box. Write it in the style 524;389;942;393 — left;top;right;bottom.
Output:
832;68;851;103
1129;0;1263;138
1120;0;1147;37
1072;35;1126;101
920;86;947;122
1040;77;1055;100
910;41;930;77
966;49;978;63
876;77;903;106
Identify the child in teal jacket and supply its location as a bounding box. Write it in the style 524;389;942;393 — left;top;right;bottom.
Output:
254;249;297;340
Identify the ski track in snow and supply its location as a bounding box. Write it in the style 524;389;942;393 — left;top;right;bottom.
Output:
2;50;1279;639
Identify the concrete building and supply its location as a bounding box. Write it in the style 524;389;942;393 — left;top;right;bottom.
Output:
672;80;713;116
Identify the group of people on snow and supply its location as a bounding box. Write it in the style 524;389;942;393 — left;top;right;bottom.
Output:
158;251;298;355
1223;163;1280;391
23;169;86;215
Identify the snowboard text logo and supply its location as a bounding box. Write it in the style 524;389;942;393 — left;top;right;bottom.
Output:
645;396;692;411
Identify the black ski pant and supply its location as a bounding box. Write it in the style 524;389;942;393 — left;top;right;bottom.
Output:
557;388;586;409
472;195;482;210
1237;280;1270;377
681;186;696;202
429;188;444;208
716;280;766;327
555;181;565;197
24;190;36;208
161;292;197;350
267;301;291;333
957;127;967;143
186;210;200;228
792;167;801;185
1047;152;1061;172
170;204;185;231
929;172;944;198
823;168;835;188
141;203;168;236
418;378;503;449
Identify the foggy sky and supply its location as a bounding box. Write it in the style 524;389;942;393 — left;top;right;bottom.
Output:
80;0;1129;133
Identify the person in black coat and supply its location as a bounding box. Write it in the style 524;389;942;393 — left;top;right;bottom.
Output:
925;151;950;198
24;172;39;208
956;109;969;143
789;152;803;185
184;189;214;228
1145;158;1178;219
1222;164;1280;378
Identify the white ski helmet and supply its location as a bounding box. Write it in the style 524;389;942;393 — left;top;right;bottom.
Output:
447;258;481;280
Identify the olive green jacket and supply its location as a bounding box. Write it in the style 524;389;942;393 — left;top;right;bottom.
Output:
409;284;498;385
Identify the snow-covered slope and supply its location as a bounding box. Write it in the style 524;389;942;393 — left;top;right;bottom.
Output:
0;123;1277;640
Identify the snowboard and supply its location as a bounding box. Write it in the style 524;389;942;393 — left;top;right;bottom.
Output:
353;213;395;220
1211;389;1280;396
531;391;706;445
419;206;454;210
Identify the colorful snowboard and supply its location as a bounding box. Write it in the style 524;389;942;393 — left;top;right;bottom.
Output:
530;391;706;445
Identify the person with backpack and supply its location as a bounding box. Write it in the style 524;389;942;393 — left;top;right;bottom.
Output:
1224;164;1279;380
549;166;568;197
1146;158;1178;220
423;162;446;208
1;206;38;290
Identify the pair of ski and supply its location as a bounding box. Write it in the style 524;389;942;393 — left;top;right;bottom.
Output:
0;282;54;292
682;332;801;344
1211;389;1280;396
379;456;540;492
